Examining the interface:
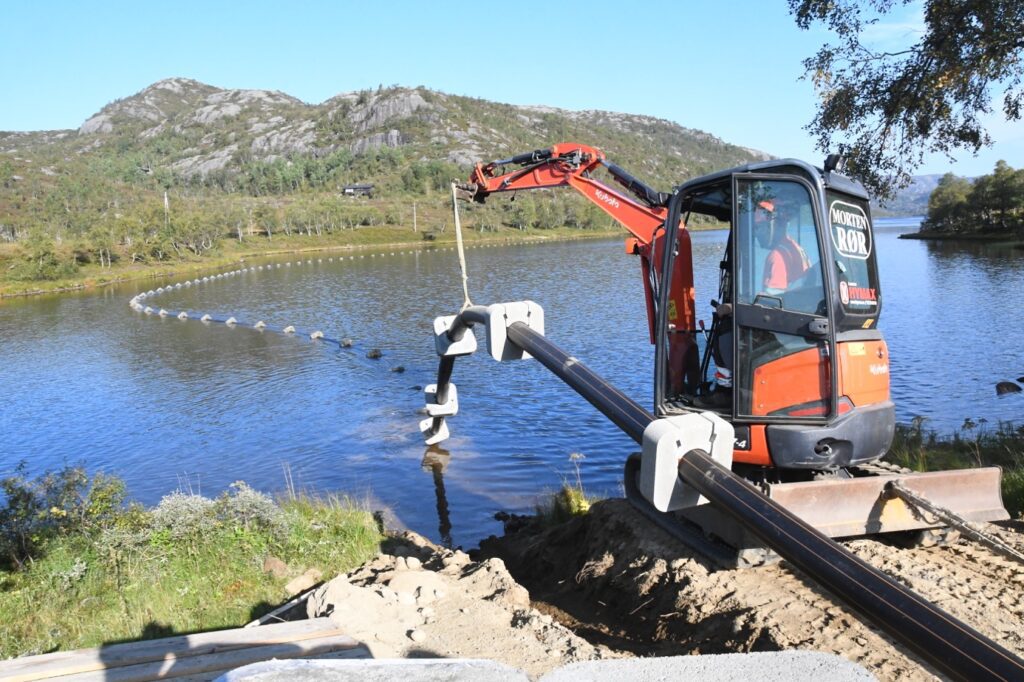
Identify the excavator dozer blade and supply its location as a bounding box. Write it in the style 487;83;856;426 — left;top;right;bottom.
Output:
768;467;1009;538
679;467;1008;564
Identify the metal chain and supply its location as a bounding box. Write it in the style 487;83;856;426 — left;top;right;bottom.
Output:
887;480;1024;564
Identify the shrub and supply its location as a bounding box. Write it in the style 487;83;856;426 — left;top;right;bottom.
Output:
9;228;78;281
149;492;217;540
217;481;285;537
0;465;126;570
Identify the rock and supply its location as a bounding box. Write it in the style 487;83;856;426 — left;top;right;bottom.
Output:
341;338;354;348
388;568;447;602
308;574;383;619
408;628;427;643
996;381;1022;395
263;556;288;578
464;558;530;610
442;552;471;571
415;586;436;605
406;557;422;570
391;366;406;373
367;348;383;359
79;113;114;134
284;568;323;596
397;591;416;606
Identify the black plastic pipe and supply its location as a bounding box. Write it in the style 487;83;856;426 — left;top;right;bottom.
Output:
502;320;1024;682
505;321;652;441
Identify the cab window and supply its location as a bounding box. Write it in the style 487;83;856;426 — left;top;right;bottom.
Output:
736;180;824;316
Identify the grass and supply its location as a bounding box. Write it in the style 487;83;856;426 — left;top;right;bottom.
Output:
533;453;596;527
886;417;1024;518
0;473;382;659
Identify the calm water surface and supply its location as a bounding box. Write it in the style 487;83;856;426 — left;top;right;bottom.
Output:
1;222;1021;547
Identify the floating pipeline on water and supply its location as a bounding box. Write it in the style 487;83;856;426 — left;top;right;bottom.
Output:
127;239;587;375
126;253;413;371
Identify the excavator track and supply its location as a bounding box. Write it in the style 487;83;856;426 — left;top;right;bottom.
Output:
623;453;766;568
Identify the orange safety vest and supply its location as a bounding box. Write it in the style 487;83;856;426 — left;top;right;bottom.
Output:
763;236;809;290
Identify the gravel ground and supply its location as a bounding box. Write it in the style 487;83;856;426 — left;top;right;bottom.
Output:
303;501;1024;680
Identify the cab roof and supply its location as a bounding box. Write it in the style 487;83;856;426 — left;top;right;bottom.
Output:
674;158;870;221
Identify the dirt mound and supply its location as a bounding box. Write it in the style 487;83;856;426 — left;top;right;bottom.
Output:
306;532;617;678
478;499;1024;680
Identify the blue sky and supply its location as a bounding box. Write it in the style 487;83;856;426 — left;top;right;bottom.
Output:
1;1;1018;177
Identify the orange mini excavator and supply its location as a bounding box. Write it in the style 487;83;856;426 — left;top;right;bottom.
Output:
423;142;1009;564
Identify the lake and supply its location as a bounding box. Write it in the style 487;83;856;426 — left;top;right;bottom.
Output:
1;221;1022;547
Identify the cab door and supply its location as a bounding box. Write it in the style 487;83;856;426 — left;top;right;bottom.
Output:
731;176;835;421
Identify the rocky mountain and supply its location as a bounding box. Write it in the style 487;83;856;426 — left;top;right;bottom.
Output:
0;78;768;192
871;174;945;217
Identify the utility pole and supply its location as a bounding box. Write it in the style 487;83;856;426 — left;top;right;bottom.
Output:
413;201;418;232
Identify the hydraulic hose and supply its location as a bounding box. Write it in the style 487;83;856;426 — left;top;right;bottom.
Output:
503;320;1024;682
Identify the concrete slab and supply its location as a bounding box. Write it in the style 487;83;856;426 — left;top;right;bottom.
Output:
217;651;874;682
217;658;528;682
542;651;875;681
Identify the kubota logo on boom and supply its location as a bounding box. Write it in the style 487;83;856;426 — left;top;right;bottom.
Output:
594;189;620;209
830;200;872;260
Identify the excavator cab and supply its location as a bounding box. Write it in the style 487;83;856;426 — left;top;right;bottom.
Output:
655;160;894;473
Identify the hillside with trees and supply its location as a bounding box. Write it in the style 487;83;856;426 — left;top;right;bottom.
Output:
870;175;944;218
922;161;1024;236
0;79;767;289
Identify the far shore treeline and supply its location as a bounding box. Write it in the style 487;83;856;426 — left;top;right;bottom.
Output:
922;161;1024;237
0;146;620;287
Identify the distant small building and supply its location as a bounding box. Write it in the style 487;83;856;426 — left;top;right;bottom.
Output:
342;183;374;198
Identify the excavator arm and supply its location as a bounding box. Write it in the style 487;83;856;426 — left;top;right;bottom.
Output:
459;143;697;393
464;143;668;249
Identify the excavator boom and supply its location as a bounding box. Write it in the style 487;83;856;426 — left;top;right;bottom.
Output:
465;143;668;248
462;143;696;370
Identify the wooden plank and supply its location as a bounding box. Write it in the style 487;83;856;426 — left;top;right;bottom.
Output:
50;635;369;682
0;619;352;682
96;646;373;682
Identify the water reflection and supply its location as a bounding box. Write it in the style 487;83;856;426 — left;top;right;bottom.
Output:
421;447;453;548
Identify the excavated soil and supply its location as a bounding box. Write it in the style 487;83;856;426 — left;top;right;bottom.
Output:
478;499;1024;680
305;532;619;678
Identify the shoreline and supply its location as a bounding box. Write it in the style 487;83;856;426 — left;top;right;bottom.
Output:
0;223;731;301
898;230;1023;243
0;226;625;300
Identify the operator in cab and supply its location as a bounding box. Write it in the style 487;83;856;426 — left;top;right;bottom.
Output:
697;194;809;409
